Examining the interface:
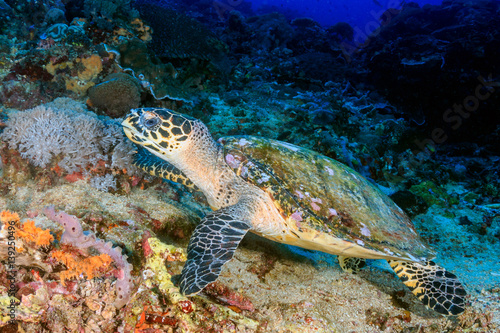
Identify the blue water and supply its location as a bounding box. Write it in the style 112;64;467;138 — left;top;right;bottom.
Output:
248;0;443;27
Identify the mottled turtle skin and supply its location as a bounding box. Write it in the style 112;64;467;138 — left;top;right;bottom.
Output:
122;108;467;316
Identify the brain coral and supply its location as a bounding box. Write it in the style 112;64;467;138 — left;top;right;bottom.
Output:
133;0;226;60
88;73;141;118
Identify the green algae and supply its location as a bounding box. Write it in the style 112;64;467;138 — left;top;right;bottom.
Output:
409;181;459;208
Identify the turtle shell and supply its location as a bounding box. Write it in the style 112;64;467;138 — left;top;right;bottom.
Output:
219;136;434;261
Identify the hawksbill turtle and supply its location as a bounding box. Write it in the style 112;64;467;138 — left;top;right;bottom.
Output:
122;107;467;316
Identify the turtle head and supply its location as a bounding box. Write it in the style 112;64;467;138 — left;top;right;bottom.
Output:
122;108;208;161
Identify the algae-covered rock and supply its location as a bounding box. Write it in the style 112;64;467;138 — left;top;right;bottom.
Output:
409;181;459;208
143;236;188;305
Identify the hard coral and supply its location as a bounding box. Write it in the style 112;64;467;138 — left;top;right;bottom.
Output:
142;236;189;307
130;18;152;42
44;53;102;96
78;54;102;81
109;38;205;102
43;23;68;41
83;0;134;21
0;79;51;110
88;73;141;118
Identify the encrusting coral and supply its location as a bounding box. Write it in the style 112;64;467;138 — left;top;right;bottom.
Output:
142;235;189;306
15;220;54;249
50;250;113;286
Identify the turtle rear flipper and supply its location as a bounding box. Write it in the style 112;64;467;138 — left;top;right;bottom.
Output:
388;260;466;316
338;256;366;274
179;202;252;296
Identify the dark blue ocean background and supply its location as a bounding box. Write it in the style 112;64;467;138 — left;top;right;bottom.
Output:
248;0;442;26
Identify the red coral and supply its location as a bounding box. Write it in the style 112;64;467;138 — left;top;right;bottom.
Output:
64;171;85;183
141;231;153;257
203;282;255;312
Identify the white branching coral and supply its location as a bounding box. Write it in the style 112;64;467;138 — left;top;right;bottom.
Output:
90;174;117;192
1;98;136;173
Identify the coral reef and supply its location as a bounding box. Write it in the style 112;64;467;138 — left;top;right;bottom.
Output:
83;0;135;22
43;205;133;308
0;0;499;331
15;220;54;249
108;38;202;102
357;0;500;146
1;99;124;172
50;250;113;286
89;174;118;192
1;98;136;178
141;234;189;306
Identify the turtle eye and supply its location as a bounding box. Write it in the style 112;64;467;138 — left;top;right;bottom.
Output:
143;116;160;129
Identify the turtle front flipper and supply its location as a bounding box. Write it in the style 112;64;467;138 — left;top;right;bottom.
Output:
179;204;252;295
388;260;466;316
133;146;197;189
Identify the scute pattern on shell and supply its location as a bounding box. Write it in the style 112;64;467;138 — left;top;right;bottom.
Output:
220;136;435;261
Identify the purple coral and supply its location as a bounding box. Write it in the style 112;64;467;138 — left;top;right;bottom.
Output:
43;206;133;308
